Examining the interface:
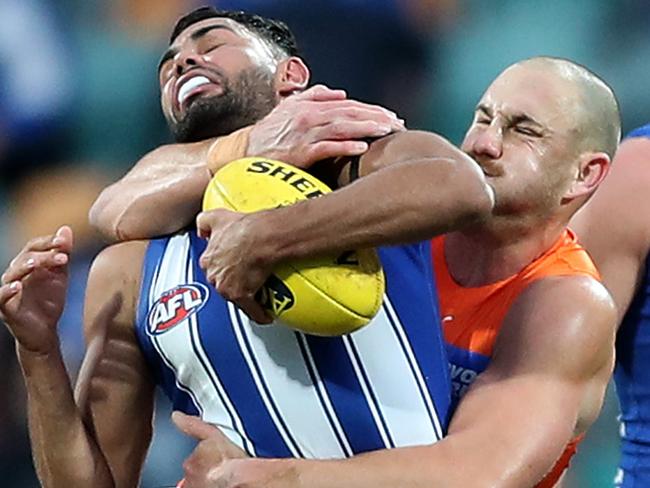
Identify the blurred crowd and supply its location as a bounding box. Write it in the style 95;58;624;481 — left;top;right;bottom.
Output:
1;0;649;486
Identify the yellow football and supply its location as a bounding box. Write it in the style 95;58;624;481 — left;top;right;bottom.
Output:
202;157;385;336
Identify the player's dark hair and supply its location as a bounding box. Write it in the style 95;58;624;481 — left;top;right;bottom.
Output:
170;6;299;58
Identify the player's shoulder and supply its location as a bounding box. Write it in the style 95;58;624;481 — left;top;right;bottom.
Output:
498;274;616;376
90;240;149;285
522;274;613;311
85;240;149;331
516;275;615;347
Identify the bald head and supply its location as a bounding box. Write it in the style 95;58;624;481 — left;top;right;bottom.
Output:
513;57;621;158
463;56;620;219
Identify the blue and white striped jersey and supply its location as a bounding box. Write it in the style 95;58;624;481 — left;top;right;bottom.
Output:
135;231;451;459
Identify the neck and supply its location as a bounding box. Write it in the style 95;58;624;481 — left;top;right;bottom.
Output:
444;214;568;287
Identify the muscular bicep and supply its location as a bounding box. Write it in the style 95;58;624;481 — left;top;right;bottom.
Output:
333;130;494;227
362;131;474;173
335;130;482;186
446;276;616;487
76;242;155;487
489;277;615;380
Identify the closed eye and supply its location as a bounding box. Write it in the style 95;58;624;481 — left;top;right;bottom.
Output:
515;126;541;137
204;43;225;54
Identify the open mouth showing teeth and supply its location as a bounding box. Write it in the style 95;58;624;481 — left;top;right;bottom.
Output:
178;76;211;106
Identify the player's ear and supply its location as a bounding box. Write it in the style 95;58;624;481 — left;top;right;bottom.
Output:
565;151;611;200
275;57;310;97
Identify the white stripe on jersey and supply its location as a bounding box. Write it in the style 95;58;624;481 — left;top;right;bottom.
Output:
350;301;443;445
150;235;254;453
343;334;393;448
383;299;444;439
149;331;204;417
147;255;204;417
295;333;354;457
186;261;256;454
231;306;350;459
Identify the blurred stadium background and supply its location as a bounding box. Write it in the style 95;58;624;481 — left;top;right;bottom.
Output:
0;0;646;486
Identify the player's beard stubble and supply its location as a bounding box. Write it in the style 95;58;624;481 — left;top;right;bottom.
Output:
170;66;278;143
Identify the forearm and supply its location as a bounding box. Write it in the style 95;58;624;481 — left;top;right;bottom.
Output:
261;157;493;261
18;344;114;488
281;416;563;488
255;439;523;488
280;443;464;488
89;141;213;242
90;127;253;242
262;376;578;488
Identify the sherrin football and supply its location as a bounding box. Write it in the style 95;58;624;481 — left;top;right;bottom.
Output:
202;157;385;336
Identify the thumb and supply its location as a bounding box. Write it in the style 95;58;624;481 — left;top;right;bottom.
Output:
54;225;74;254
196;208;241;238
196;209;229;238
196;211;213;239
172;411;220;441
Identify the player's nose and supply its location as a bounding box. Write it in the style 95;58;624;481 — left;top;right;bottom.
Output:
174;51;201;76
472;125;503;160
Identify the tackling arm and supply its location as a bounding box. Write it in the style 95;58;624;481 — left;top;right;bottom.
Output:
89;86;403;242
194;129;493;320
89;139;214;242
244;130;494;262
424;276;617;486
219;275;615;488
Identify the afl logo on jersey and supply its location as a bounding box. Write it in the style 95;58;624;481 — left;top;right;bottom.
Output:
147;283;209;335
